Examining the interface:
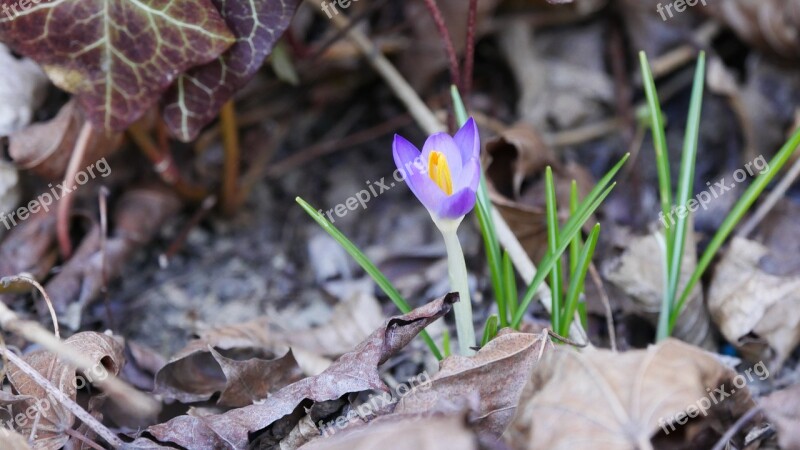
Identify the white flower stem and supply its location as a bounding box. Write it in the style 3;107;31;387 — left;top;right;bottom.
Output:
437;219;476;356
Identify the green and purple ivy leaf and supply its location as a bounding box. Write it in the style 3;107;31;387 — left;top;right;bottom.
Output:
0;0;300;138
0;0;235;131
163;0;301;142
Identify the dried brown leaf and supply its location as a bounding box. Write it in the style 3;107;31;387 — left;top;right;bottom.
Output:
507;339;755;450
708;237;800;368
395;330;543;437
154;292;385;402
7;100;122;181
0;428;34;450
140;294;456;449
605;227;714;348
300;413;478;450
760;384;800;449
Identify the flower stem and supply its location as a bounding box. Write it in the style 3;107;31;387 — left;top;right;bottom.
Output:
438;220;476;356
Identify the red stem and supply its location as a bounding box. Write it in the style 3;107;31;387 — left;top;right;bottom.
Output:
463;0;479;101
421;0;461;90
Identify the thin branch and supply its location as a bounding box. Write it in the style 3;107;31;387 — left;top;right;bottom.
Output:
463;0;479;100
737;154;800;238
421;0;461;89
58;122;93;259
1;275;59;339
710;406;762;450
219;100;241;216
1;348;123;448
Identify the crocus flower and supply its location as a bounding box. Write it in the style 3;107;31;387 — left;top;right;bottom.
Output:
392;118;480;222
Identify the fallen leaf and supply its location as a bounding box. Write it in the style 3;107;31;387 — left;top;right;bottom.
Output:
0;43;47;137
395;330;543;437
154;291;385;402
707;237;800;368
604;227;714;348
162;0;301;141
300;413;478;450
139;294;456;449
704;0;800;59
3;332;124;450
760;384;800;449
507;339;755;450
0;0;235;130
8;100;122;181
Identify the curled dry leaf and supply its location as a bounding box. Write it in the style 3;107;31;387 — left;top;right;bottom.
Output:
507;339;755;450
707;237;800;368
2;332;124;450
0;43;47;137
0;207;56;280
8;100;122;181
0;0;235;131
300;412;478;450
135;294;456;450
604;227;714;348
154;290;385;403
759;384;800;449
395;330;544;437
162;0;301;141
46;186;182;328
704;0;800;59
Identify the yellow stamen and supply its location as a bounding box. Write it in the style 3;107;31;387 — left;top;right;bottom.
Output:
429;151;453;195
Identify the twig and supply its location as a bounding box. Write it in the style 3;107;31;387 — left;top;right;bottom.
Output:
710;406;762;450
159;196;217;269
58;122;93;259
127;124;208;202
0;348;123;448
421;0;461;89
589;263;616;351
737;153;800;238
463;0;479;100
314;1;590;343
1;275;59;339
97;187;116;330
219;101;241;216
0;300;159;419
65;427;106;450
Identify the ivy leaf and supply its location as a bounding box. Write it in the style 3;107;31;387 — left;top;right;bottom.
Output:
0;0;236;131
162;0;300;142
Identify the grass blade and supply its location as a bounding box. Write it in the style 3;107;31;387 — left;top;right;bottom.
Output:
560;224;600;336
660;52;706;339
481;315;499;346
296;196;443;360
544;167;563;333
670;126;800;331
503;250;518;323
512;182;617;328
442;329;451;357
569;180;582;279
639;52;674;263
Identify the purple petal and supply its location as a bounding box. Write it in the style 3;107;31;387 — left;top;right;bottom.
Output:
436;187;477;219
393;134;446;211
421;132;463;181
453;117;480;162
455;157;481;192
